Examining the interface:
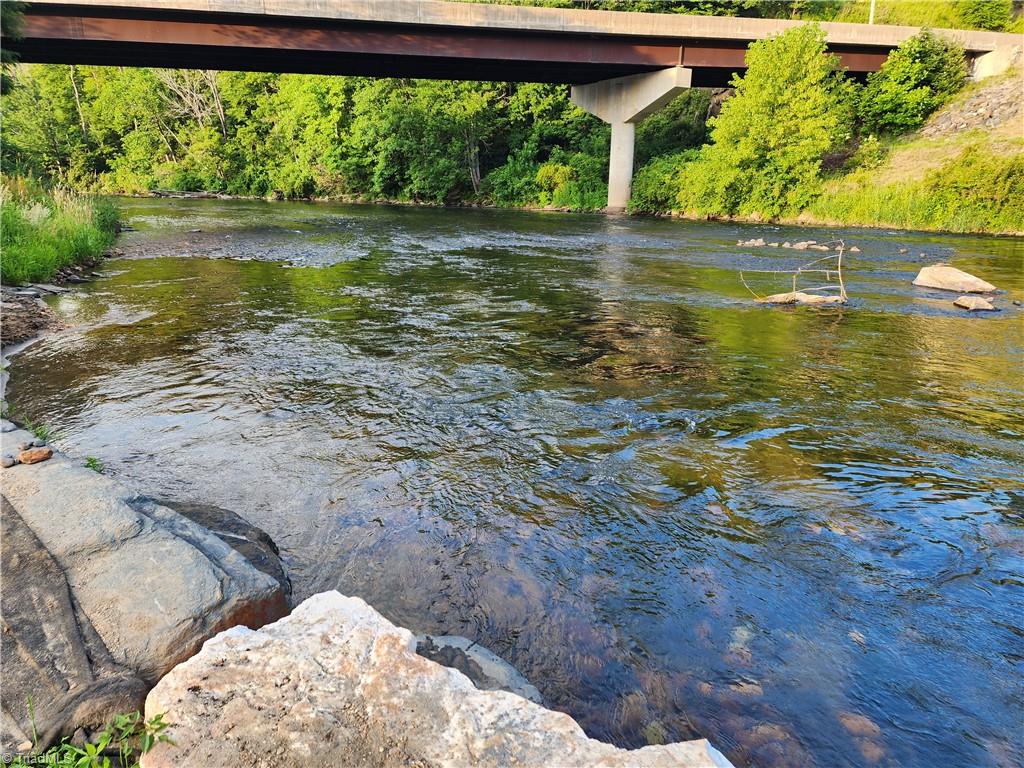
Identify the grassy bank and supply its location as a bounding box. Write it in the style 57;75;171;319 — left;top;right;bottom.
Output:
631;50;1024;236
1;178;118;285
801;138;1024;234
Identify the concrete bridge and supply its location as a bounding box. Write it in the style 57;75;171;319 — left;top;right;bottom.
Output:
8;0;1021;210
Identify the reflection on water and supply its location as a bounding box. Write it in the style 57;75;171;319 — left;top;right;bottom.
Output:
7;199;1023;768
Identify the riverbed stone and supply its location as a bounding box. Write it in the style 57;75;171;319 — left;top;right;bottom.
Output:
2;454;15;468
0;426;288;689
1;497;149;752
913;264;997;293
141;591;734;768
953;295;998;311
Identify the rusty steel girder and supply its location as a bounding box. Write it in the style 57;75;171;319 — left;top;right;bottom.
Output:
9;4;890;85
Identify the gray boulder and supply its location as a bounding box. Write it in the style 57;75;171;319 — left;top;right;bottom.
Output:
0;425;288;750
141;591;733;768
1;497;148;752
155;499;291;601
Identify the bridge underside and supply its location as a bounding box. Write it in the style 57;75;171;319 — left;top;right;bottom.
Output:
13;6;889;87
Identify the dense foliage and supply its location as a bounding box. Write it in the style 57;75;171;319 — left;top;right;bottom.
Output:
0;68;713;210
858;30;966;133
1;177;118;284
954;0;1014;30
0;0;24;94
1;0;1016;234
673;25;856;218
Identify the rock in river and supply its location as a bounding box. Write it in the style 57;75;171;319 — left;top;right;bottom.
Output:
0;425;288;754
760;291;845;306
913;264;996;293
1;498;148;751
953;295;999;311
140;591;734;768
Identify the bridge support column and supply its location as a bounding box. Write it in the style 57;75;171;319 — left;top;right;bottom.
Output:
572;66;693;213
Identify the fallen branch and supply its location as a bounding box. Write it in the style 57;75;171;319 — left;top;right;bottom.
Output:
740;240;848;305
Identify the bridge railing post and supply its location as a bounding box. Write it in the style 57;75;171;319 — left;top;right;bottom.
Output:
571;66;693;213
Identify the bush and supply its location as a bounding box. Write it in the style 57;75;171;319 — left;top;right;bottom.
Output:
956;0;1013;30
676;24;856;219
533;149;607;211
629;150;697;213
0;179;118;284
859;30;967;134
482;145;540;207
846;134;886;170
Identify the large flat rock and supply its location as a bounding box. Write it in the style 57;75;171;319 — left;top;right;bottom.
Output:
0;423;287;697
141;591;733;768
912;264;997;293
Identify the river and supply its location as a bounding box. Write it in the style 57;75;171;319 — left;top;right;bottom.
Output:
6;198;1023;768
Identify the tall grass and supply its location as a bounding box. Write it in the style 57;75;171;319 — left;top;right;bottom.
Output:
1;177;119;285
809;146;1024;234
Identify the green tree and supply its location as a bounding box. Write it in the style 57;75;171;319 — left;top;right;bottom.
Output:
858;30;966;134
676;24;856;218
956;0;1013;29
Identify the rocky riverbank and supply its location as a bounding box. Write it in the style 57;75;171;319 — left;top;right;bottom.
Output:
0;254;118;349
140;591;733;768
0;422;288;753
0;423;734;766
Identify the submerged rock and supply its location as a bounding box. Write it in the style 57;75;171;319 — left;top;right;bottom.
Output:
913;264;996;293
141;591;734;768
416;634;543;704
953;295;998;311
760;291;845;306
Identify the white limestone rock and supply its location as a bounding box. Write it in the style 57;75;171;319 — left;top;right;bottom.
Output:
953;295;999;311
913;264;996;293
141;591;734;768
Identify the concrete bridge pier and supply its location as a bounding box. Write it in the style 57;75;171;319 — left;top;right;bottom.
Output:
572;66;693;212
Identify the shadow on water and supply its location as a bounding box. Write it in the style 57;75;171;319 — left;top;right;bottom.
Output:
7;199;1024;768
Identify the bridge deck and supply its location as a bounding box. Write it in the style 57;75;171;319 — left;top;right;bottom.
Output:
9;0;1022;85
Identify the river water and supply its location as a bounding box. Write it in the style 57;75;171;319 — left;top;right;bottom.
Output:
6;199;1023;768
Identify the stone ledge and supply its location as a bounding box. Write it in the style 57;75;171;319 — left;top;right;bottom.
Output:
1;422;289;750
141;591;734;768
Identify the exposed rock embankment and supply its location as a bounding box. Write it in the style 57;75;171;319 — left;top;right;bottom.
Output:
922;70;1022;138
0;287;64;349
0;422;289;753
141;591;734;768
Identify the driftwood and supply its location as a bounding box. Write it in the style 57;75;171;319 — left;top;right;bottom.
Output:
741;240;848;306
